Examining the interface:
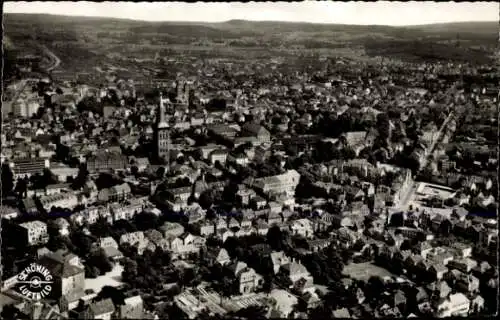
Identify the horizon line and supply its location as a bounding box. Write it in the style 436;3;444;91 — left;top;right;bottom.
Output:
4;12;498;27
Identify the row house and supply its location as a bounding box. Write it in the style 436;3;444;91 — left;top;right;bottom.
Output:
70;205;113;226
45;183;72;195
145;229;170;251
86;152;128;173
98;183;132;203
119;231;154;255
110;199;145;221
9;157;50;179
39;191;79;211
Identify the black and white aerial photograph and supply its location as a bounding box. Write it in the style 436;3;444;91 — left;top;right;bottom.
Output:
1;1;499;319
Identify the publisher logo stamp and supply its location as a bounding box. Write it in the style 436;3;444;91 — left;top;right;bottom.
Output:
16;263;53;300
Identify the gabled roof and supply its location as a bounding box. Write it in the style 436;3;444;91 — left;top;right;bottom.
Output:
228;261;248;276
216;248;231;263
90;298;115;316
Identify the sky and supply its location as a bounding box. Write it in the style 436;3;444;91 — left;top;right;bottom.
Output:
3;1;499;26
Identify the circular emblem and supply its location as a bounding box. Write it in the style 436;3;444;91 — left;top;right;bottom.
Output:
16;263;53;300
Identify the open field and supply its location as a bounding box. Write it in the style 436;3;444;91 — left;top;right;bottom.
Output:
342;262;396;282
84;264;123;293
3;13;497;73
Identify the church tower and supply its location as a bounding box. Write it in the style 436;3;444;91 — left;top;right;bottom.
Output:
155;93;171;163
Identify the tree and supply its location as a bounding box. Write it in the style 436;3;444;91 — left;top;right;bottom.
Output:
70;231;94;257
122;258;138;282
133;212;159;231
85;264;100;278
230;305;268;320
156;166;166;180
198;189;221;209
1;163;14;197
88;248;113;275
15;177;28;198
131;165;139;177
97;285;126;306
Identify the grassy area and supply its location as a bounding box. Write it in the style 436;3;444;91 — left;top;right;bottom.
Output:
342;262;395;282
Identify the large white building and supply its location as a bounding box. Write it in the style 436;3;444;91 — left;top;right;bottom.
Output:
18;220;49;246
251;170;300;198
435;293;470;317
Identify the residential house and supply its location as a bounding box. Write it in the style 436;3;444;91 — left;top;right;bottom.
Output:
448;258;478;273
119;232;151;255
110;199;144;221
470;295;485;314
164;186;192;211
332;308;351;318
18;220;49;246
236;188;256;206
54;218;70;236
75;298;115;320
160;222;185;240
270;251;292;274
455;273;480;294
194;220;215;237
99;237;123;262
333;227;361;249
254;220;270;236
227;261;264;294
39;250;85;311
208;149;228;165
280;261;314;287
169;233;205;260
144;229;169;251
251;196;267;210
0;205;20;220
290;219;314;238
98;183;131;203
213;248;231;266
267;289;298;319
425;247;455;266
427;281;452;300
434;293;470;317
240;123;271;144
117;295;145;319
429;263;448;280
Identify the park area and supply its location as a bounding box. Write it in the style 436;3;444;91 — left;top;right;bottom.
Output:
342;262;395;282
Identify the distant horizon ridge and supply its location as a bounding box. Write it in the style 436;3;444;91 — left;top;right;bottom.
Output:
3;12;497;27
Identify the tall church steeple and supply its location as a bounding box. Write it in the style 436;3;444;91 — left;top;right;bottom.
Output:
157;92;169;128
155;92;171;163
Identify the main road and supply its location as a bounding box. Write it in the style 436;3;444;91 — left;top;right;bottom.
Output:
37;43;61;71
